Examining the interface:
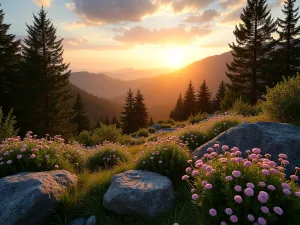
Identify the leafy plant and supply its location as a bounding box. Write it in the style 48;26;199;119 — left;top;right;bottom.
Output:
0;108;17;142
135;128;150;137
189;112;209;124
91;124;123;144
231;98;262;116
77;130;94;146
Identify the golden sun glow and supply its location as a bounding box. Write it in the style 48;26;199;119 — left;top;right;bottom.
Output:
165;48;184;68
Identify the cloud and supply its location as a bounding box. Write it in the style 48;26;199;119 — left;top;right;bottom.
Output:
219;0;244;9
184;9;219;23
32;0;52;7
113;25;212;45
63;21;86;30
220;7;243;24
69;0;217;24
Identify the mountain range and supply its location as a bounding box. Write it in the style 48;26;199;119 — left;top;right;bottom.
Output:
70;51;233;121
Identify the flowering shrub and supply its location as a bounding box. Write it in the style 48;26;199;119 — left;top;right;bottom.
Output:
180;131;209;151
183;144;300;225
0;132;86;178
135;139;189;182
86;144;131;172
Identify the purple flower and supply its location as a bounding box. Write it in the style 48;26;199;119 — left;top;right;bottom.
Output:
234;195;243;204
230;215;238;223
232;170;241;177
246;183;255;189
7;160;12;165
267;185;275;191
205;183;213;190
209;208;217;216
225;208;233;215
30;154;36;159
290;175;299;181
258;217;267;225
252;148;261;154
258;181;266;187
295;192;300;197
248;214;255;222
261;206;269;214
283;189;291;195
220;222;227;225
281;183;290;189
258;191;269;203
17;154;23;160
273;206;283;215
279;153;287;159
192;194;199;200
202;180;208;186
192;170;200;177
244;188;254;197
226;176;233;181
262;169;270;176
244;161;252;167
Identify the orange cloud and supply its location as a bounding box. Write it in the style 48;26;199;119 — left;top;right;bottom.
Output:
32;0;52;7
184;9;220;23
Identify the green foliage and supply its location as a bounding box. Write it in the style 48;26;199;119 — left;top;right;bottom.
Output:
215;81;227;110
230;98;262;116
72;93;90;135
183;147;300;225
180;131;209;151
189;112;209;124
77;130;94;146
92;124;123;145
197;80;212;113
135;128;150;137
0;134;86;178
86;145;131;172
148;127;156;134
133;89;149;130
170;93;185;121
263;76;300;125
0;108;17;142
183;81;197;119
135;142;189;183
207;119;240;138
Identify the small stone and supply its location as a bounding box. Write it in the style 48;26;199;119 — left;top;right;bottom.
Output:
69;218;87;225
86;215;97;225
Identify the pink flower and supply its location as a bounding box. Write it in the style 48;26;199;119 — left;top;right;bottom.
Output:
30;154;36;159
209;208;217;216
281;183;290;189
192;170;200;177
252;148;261;154
248;214;255;222
17;154;23;160
258;182;266;187
244;161;252;167
182;175;189;180
225;208;233;215
207;147;214;152
270;168;278;174
234;185;242;192
7;160;12;165
249;154;258;160
20;147;26;152
246;183;255;189
258;217;267;225
191;189;195;193
205;166;212;172
205;183;213;190
278;153;287;159
226;176;233;181
267;185;276;191
258;191;269;203
273;207;283;215
283;189;291;195
185;167;192;172
261;206;269;214
222;145;229;151
295;192;300;197
244;188;254;197
290;175;299;181
232;170;241;177
230;215;238;223
202;180;208;186
262;169;270;176
192;194;199;200
234;195;243;204
173;223;179;225
195;162;203;168
214;143;220;149
220;222;227;225
282;160;289;165
54;165;59;169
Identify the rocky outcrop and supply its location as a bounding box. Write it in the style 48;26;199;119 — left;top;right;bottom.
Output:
103;170;174;217
193;122;300;174
0;170;77;225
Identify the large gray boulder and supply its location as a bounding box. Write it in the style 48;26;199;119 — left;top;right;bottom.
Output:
0;170;78;225
193;122;300;174
103;170;174;217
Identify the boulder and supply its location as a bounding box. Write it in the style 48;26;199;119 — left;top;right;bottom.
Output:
69;218;87;225
0;170;78;225
150;124;161;130
86;216;97;225
103;170;174;217
192;122;300;174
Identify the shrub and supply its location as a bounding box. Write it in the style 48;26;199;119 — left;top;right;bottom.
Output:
180;131;209;151
182;145;300;225
160;123;172;129
207;119;240;138
263;76;300;125
148;127;156;134
86;144;131;172
0;132;86;178
91;124;123;144
0;108;17;142
231;98;262;116
135;141;189;183
135;128;150;137
77;130;94;146
189;112;209;124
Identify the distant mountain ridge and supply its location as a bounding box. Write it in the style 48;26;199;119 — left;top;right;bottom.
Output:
70;51;233;120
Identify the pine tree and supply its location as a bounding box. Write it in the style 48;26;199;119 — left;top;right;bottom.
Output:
215;80;227;110
276;0;300;78
121;88;135;134
197;80;212;113
133;89;148;130
183;81;197;119
20;7;74;136
149;117;154;126
112;116;121;128
72;93;90;135
0;5;21;113
226;0;276;104
105;116;110;126
172;93;184;121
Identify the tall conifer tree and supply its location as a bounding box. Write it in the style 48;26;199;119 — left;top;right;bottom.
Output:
171;93;184;121
133;89;148;130
20;8;74;136
72;93;90;135
276;0;300;78
0;5;21;113
226;0;276;104
183;81;197;119
197;80;212;113
121;88;135;134
215;80;227;110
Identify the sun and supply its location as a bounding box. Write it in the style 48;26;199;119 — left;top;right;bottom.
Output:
165;48;184;68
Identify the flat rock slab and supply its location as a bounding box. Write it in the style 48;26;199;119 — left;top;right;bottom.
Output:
103;170;174;217
193;122;300;175
0;170;77;225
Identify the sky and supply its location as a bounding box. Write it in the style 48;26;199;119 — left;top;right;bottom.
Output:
1;0;299;72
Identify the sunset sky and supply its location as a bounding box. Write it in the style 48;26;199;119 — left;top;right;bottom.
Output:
2;0;298;72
